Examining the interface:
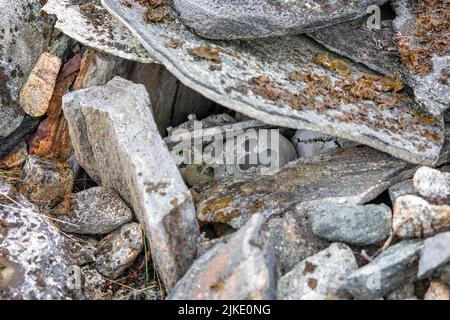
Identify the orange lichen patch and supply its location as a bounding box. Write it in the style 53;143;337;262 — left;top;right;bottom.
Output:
210;281;225;292
215;210;241;224
187;46;222;64
395;0;449;75
330;59;351;76
248;200;265;214
201;196;234;215
248;75;281;101
165;38;184;49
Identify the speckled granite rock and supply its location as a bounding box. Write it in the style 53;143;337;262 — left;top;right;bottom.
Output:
308;204;392;246
0;180;72;300
418;232;450;279
413;167;450;203
277;243;357;300
393;195;450;239
0;0;54;138
102;0;445;166
63;77;200;290
167;215;276;300
173;0;389;40
344;240;423;300
50;187;133;235
96;222;143;279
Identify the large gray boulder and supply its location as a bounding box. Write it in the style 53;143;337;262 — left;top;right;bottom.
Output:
0;0;54;138
173;0;388;40
0;180;73;300
62;77;200;291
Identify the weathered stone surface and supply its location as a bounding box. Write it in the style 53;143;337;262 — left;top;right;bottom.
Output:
308;204;392;246
385;283;418;300
267;210;329;276
424;281;450;300
173;0;388;40
0;180;72;300
413;167;450;203
344;240;423;300
291;130;349;158
388;179;417;204
63;77;200;290
20;52;62;117
68;235;98;266
418;232;450;279
393;195;450;239
194;145;415;229
392;0;449;116
0;142;27;170
0;0;53;138
50;187;133;235
96;222;143;279
19;156;74;207
277;243;357;300
168;215;276;300
43;0;154;63
0;116;41;161
73;49;132;91
102;0;445;165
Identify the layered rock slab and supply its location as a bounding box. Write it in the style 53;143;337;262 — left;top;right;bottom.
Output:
173;0;389;40
42;0;154;63
102;0;444;165
62;77;200;290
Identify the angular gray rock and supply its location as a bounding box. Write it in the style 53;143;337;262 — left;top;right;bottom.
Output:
0;0;53;138
96;222;144;279
102;0;445;166
50;187;133;235
168;215;276;300
393;195;450;239
277;243;358;300
195;145;415;229
62;77;200;290
413;167;450;203
267;210;329;276
418;232;450;279
344;240;423;300
173;0;388;40
43;0;154;63
308;204;392;246
0;180;73;299
388;179;417;204
0;116;41;161
19;155;74;207
392;0;449;116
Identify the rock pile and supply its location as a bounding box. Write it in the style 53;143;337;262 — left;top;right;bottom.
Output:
0;0;448;300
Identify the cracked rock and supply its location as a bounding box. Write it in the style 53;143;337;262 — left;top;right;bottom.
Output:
167;215;276;300
102;0;445;165
277;243;358;300
308;204;392;246
95;222;144;279
393;195;450;239
0;180;73;300
344;240;423;300
63;77;200;290
50;187;133;235
418;231;450;279
173;0;389;40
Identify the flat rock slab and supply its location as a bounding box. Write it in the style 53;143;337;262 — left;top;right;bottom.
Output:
167;215;276;300
308;204;392;246
194;145;415;229
277;243;358;300
392;0;450;116
344;240;423;300
43;0;154;63
173;0;388;40
0;180;72;300
62;77;200;290
418;232;450;279
0;0;54;138
50;187;133;235
102;0;444;165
